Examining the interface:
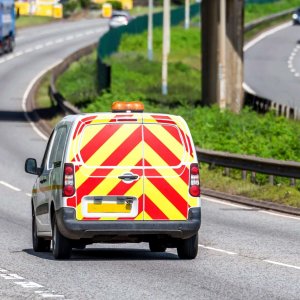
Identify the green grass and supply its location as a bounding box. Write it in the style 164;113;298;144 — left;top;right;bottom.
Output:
245;0;299;23
201;165;300;208
56;51;99;107
16;15;54;29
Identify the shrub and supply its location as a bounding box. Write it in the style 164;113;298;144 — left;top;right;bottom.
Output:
107;1;122;10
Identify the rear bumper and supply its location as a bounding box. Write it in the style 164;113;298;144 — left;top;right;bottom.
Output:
56;207;201;240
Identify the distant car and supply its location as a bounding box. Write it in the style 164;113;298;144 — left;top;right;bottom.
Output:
292;9;300;25
109;11;132;29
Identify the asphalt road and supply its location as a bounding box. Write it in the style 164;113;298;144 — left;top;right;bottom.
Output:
244;22;300;109
0;19;299;299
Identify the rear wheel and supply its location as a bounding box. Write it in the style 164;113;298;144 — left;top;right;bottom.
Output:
177;234;198;259
32;210;50;252
8;36;14;52
52;214;72;259
149;241;167;252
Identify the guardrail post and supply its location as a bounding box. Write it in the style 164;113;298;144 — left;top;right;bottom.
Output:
242;170;247;180
286;106;290;119
294;108;299;120
290;178;296;186
251;172;256;183
269;175;274;185
224;167;230;176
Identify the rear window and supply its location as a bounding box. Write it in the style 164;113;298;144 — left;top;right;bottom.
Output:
143;124;186;168
78;123;143;168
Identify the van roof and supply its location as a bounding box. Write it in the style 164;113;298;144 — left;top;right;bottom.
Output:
62;112;187;126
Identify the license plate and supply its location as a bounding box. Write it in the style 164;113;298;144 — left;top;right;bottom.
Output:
87;202;131;213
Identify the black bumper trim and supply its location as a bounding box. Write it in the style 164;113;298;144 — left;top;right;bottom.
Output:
56;207;201;240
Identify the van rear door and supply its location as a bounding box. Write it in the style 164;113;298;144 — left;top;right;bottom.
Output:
142;115;191;221
71;115;144;221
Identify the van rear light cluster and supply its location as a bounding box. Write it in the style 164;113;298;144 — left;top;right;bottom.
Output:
189;163;200;197
63;163;75;197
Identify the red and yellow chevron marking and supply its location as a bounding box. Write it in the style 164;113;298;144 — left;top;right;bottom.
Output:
66;113;197;222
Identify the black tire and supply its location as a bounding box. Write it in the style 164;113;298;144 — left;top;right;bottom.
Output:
177;234;198;259
52;214;72;259
32;210;51;252
149;241;167;252
8;36;14;52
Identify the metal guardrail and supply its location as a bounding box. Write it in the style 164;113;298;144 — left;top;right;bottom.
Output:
197;148;300;180
244;8;295;32
48;43;97;115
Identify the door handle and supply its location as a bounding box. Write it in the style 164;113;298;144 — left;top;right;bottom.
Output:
40;179;47;184
118;173;139;181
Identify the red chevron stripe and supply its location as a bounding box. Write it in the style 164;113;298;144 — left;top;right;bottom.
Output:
144;195;168;220
145;176;188;217
73;116;97;139
151;115;172;120
75;168;112;205
144;126;181;166
79;124;122;163
100;126;142;167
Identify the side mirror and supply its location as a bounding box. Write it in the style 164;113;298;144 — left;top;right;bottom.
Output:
25;158;39;175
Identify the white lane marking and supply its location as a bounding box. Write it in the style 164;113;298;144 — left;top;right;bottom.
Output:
14;51;23;57
26;193;31;197
15;281;43;288
243;21;292;51
0;27;106;66
260;210;300;221
0;273;24;280
243;21;292;94
22;60;63;141
202;196;300;220
0;268;8;273
243;82;257;95
202;196;247;208
0;181;21;192
264;260;300;270
35;44;44;50
198;244;237;255
0;267;66;298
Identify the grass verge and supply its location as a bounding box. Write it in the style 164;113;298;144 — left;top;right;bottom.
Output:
16;15;54;29
245;0;298;23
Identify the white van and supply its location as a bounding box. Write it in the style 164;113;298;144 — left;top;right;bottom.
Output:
25;102;201;259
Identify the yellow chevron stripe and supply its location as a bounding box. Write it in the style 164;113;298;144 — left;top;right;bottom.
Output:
75;129;142;189
76;203;84;220
134;211;144;220
82;124;140;167
143;211;152;220
90;143;143;197
144;124;184;162
144;179;186;220
69;122;105;162
143;143;188;199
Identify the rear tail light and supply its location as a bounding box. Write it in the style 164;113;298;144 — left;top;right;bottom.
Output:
189;163;200;197
63;163;75;197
